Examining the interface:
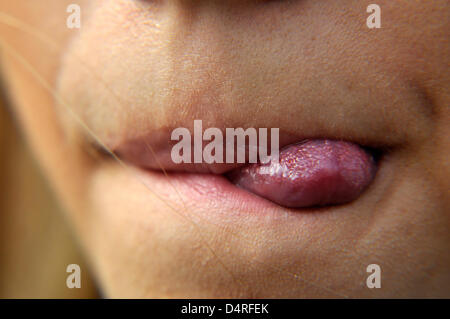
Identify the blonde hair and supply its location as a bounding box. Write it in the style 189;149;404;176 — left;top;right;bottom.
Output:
0;94;98;298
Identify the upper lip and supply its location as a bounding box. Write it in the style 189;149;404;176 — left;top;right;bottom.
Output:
112;127;310;174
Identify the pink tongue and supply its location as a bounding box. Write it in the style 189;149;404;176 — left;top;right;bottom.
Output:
228;140;376;208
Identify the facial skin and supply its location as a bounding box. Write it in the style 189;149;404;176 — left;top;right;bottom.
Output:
0;0;449;298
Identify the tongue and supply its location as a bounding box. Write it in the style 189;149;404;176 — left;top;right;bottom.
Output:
228;140;377;208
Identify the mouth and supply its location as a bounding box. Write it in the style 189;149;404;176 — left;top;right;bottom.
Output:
109;133;380;210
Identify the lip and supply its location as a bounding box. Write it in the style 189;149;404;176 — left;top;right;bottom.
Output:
111;127;382;175
122;160;382;242
112;128;303;174
133;166;324;219
107;119;381;214
127;148;378;221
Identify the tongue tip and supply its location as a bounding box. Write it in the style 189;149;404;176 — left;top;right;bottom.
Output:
228;139;378;208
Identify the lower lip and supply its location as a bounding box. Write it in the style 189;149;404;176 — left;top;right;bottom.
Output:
135;167;342;222
126;142;377;227
120;154;382;241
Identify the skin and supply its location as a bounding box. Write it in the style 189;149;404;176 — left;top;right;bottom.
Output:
0;0;449;298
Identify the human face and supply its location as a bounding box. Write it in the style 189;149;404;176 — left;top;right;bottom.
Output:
0;0;448;297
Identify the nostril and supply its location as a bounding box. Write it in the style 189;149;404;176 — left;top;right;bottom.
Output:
227;139;378;208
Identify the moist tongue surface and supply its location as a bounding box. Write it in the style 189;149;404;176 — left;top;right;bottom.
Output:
228;140;377;208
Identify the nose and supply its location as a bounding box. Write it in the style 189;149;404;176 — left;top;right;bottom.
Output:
165;0;266;8
151;0;280;33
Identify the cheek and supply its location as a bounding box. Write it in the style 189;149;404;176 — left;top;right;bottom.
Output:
0;0;89;80
57;3;166;142
0;0;97;217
